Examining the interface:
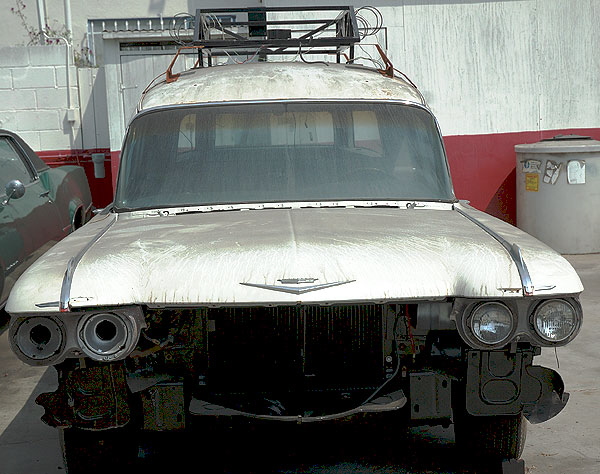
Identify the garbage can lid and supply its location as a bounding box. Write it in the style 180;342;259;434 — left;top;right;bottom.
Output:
515;134;600;154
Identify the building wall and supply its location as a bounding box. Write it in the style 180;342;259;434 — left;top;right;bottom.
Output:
1;1;599;222
389;0;600;222
0;45;112;206
0;45;76;149
1;0;256;53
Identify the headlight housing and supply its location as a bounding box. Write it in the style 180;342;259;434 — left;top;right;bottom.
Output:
533;299;579;343
77;312;134;361
11;316;64;363
9;307;146;366
467;302;515;347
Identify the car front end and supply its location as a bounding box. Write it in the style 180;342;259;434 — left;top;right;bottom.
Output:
6;62;583;467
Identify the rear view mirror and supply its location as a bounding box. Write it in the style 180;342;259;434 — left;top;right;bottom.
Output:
3;179;25;205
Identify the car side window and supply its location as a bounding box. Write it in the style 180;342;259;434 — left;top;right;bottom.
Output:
0;137;33;188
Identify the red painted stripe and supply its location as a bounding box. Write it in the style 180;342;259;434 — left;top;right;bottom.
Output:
444;128;600;224
37;149;114;208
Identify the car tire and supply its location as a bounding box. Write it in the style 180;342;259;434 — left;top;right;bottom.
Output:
454;411;527;460
60;427;139;473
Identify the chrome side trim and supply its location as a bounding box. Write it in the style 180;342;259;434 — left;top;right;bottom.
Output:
59;214;118;312
36;301;60;309
455;208;534;296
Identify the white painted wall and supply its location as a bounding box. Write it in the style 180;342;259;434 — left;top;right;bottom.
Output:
0;44;108;150
1;1;599;153
392;0;600;136
254;0;600;137
0;45;76;149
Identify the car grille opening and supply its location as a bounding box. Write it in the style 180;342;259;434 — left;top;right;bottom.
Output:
204;304;385;412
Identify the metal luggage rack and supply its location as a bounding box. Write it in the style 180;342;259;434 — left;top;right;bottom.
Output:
159;6;409;86
192;6;361;65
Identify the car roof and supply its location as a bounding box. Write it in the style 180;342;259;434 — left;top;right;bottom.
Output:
138;61;426;112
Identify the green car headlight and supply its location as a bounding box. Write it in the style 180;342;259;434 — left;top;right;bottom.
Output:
533;299;579;342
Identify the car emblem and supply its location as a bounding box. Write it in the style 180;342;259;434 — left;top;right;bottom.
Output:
240;278;354;295
278;278;318;284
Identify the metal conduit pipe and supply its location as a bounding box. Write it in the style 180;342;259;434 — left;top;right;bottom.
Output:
63;0;72;39
36;0;47;45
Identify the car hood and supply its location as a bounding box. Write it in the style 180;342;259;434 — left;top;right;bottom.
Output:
7;204;583;312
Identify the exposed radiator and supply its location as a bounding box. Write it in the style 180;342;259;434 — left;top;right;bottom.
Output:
206;304;385;394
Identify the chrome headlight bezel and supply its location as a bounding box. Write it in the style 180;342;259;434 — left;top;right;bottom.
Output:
531;298;582;344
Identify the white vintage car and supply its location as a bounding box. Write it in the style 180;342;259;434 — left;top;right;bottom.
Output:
7;8;582;472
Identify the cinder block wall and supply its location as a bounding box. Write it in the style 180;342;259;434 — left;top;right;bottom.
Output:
0;45;80;151
0;45;113;206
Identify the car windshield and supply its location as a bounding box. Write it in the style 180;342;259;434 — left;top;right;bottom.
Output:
115;102;454;210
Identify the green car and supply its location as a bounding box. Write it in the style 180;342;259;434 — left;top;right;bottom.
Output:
0;129;92;311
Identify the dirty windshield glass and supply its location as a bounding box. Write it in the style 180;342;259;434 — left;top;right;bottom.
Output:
115;102;454;210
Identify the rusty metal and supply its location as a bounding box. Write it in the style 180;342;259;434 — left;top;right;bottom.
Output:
166;45;204;83
375;43;394;78
36;362;130;429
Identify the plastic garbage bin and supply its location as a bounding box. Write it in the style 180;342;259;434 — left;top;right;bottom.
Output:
515;134;600;254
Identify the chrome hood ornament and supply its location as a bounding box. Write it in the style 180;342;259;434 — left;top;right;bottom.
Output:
240;278;355;295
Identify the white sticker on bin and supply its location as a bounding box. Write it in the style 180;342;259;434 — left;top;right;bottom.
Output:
567;160;586;184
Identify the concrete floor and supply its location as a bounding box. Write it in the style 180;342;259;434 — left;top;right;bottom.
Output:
0;255;599;473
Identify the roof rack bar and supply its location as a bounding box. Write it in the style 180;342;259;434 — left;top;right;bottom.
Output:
202;48;349;57
195;37;357;48
213;19;347;27
193;6;360;64
197;6;357;13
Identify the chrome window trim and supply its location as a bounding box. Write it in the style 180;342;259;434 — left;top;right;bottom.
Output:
134;98;431;118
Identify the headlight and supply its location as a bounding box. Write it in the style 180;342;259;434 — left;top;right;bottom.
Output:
469;302;515;346
533;299;579;342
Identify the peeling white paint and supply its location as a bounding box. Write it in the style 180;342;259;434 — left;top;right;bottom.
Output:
7;205;582;313
140;62;424;112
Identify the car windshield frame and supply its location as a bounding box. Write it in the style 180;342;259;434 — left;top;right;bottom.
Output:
114;100;456;212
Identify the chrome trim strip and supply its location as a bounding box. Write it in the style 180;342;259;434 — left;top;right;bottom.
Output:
35;301;60;309
240;280;355;295
59;214;118;312
189;389;406;422
455;207;534;296
135;98;431;122
128;201;455;216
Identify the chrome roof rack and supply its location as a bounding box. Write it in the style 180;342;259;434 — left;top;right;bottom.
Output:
192;6;360;66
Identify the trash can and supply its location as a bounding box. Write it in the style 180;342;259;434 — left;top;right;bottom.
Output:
515;134;600;254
